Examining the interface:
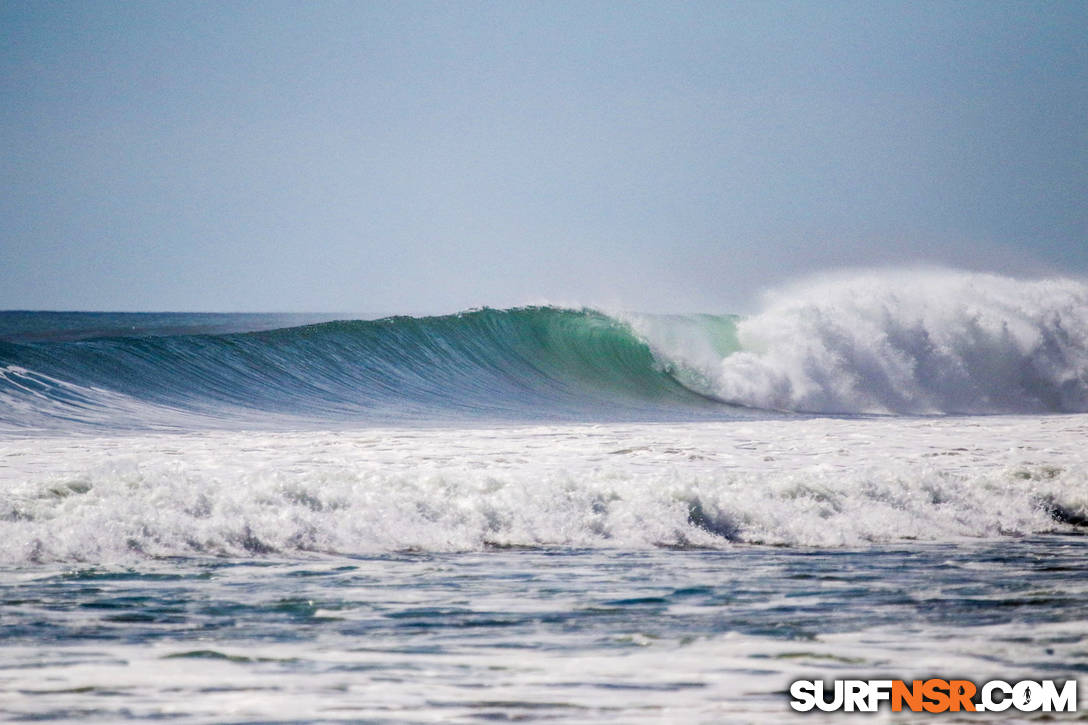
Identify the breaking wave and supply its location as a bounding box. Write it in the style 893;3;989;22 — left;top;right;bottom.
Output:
1;270;1086;429
632;270;1088;415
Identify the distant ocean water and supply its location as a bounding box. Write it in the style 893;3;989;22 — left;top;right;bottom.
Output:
2;270;1086;722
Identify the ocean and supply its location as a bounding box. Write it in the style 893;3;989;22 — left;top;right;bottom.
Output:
1;271;1086;722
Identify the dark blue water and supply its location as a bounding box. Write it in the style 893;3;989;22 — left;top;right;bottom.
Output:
0;309;744;430
0;311;353;343
2;306;1087;722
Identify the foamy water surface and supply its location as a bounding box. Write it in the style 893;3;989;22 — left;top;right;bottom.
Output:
3;272;1087;721
2;415;1087;721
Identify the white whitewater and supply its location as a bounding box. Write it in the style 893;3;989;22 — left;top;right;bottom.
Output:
3;414;1086;562
631;270;1088;414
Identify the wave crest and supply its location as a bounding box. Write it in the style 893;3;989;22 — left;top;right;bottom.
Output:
696;271;1088;414
3;270;1086;428
0;308;726;430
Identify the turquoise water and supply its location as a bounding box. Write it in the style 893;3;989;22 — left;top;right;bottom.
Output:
0;309;742;429
2;283;1087;721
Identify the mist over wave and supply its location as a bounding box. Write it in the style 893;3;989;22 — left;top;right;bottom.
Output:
3;271;1088;562
1;269;1086;430
632;270;1088;415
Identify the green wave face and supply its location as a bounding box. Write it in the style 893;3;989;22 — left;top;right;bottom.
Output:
0;307;744;429
7;269;1085;429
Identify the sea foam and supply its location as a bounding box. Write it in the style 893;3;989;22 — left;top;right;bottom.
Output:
633;270;1088;414
3;271;1085;429
3;416;1085;563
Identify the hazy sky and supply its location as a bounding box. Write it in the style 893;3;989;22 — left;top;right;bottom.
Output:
2;1;1086;313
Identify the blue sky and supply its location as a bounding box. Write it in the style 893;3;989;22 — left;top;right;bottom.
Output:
2;1;1086;313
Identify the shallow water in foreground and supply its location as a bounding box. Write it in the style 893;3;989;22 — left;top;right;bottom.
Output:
2;416;1088;721
2;540;1087;723
4;295;1088;720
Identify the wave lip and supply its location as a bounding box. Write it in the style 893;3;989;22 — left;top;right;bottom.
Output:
634;271;1088;415
0;307;737;431
2;270;1086;428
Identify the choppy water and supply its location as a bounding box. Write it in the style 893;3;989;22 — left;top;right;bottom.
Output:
4;539;1087;723
2;270;1087;721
